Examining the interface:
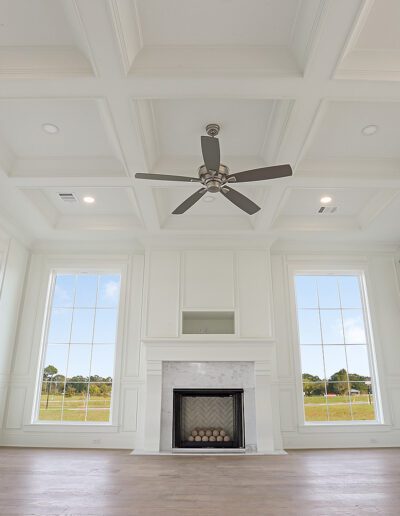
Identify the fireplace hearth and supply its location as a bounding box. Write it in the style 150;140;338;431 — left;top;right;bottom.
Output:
173;388;245;449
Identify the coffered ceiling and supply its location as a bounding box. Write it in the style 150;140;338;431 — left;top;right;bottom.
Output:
0;0;400;248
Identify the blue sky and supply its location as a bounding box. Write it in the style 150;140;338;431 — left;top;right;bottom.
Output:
44;273;120;380
295;275;371;379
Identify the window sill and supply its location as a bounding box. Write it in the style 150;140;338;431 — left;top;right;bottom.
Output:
24;422;119;433
298;422;391;433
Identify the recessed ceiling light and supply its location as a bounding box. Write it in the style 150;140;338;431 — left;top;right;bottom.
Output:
42;123;59;134
83;196;95;204
203;195;215;203
362;124;378;136
320;196;332;204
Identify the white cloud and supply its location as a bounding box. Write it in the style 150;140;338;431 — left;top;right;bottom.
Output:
343;316;366;344
104;280;119;300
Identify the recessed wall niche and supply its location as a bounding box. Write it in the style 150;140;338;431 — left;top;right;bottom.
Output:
181;311;235;335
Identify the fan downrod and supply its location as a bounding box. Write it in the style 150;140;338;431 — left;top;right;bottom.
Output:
205;123;220;137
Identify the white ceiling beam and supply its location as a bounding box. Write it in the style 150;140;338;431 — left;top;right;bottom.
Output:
73;0;160;232
8;177;133;188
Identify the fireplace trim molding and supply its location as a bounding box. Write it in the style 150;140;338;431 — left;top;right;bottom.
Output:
133;339;285;455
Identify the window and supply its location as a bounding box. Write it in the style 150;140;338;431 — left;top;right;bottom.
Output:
37;272;121;423
294;274;378;423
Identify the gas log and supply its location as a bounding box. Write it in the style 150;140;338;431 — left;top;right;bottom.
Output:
187;429;231;442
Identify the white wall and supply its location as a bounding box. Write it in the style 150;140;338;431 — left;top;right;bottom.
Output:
0;237;29;432
144;249;273;339
1;244;400;450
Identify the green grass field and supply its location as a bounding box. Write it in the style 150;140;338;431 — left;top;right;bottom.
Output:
39;393;111;422
39;393;375;423
304;394;375;421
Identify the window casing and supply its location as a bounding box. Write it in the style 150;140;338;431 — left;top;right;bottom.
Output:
293;272;380;424
35;271;122;424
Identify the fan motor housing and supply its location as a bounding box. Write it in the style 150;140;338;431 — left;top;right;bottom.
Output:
199;164;229;192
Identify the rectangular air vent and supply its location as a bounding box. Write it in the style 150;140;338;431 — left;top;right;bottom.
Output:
318;206;337;214
58;193;77;203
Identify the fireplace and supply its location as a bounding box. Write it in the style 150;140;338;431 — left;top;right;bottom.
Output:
133;348;285;455
173;388;245;449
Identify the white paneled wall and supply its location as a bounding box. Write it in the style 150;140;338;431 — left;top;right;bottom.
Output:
1;244;400;450
145;250;180;338
182;250;235;310
145;249;273;340
272;251;400;449
236;250;273;338
0;238;29;430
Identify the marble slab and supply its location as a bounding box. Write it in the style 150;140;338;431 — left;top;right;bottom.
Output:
160;361;257;452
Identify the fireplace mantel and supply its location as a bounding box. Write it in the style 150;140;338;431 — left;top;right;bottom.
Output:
133;338;285;455
142;338;275;363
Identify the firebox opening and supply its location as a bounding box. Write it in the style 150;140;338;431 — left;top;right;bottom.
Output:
173;388;245;449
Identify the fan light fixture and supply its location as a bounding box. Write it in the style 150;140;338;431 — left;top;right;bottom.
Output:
320;196;332;204
134;124;293;215
42;123;59;134
203;195;215;203
83;196;95;204
362;125;378;136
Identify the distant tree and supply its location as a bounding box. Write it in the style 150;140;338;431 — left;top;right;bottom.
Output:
43;364;58;381
99;383;111;397
328;369;349;395
65;385;76;397
43;365;58;409
68;376;88;393
302;373;325;396
90;375;103;383
302;367;373;397
89;384;101;397
303;381;325;396
349;373;370;393
302;373;322;382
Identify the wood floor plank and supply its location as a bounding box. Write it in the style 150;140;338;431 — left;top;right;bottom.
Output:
0;448;399;515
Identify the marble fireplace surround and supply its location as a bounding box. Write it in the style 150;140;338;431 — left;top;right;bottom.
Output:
133;339;284;455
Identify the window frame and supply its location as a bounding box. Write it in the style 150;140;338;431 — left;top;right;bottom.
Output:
288;261;384;427
32;263;127;427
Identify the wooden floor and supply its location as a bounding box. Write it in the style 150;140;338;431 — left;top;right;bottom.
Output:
0;448;399;515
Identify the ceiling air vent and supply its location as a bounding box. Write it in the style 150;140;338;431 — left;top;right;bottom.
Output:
318;206;337;214
58;192;77;203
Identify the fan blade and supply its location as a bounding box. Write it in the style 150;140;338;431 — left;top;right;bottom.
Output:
201;136;220;172
135;173;200;183
172;188;207;214
227;164;292;183
221;186;260;215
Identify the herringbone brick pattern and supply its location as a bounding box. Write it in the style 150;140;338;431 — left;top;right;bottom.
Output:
182;396;233;436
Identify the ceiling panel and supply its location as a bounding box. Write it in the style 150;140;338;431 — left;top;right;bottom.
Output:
0;0;93;79
21;187;142;230
152;99;275;160
0;99;116;158
0;0;76;46
335;1;400;81
355;0;400;51
278;188;375;217
42;188;137;216
306;101;400;159
136;0;300;46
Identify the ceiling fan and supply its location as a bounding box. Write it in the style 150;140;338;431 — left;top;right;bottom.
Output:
135;124;292;215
